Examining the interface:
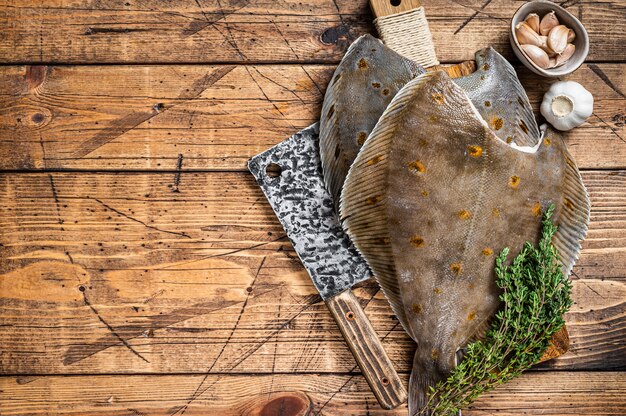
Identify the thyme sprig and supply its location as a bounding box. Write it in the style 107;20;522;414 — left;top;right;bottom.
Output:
420;205;572;415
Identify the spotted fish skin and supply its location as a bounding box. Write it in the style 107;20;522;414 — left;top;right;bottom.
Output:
320;34;425;209
320;41;538;211
454;47;541;147
340;71;589;415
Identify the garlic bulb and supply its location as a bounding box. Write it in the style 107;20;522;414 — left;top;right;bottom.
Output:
540;81;594;131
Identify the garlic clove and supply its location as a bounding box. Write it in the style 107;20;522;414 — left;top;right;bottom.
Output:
521;44;551;69
548;25;569;55
555;43;575;67
537;36;557;56
567;28;576;43
524;13;541;33
515;22;544;47
539;11;559;35
548;58;557;68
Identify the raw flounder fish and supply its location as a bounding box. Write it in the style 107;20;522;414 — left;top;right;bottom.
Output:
340;71;589;415
320;36;540;208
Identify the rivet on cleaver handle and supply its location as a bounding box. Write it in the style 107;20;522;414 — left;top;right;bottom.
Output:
248;123;407;409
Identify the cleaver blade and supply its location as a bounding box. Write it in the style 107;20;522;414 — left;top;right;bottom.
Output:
248;123;407;410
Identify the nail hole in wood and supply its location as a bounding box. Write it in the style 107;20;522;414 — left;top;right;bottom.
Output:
346;311;355;320
266;163;282;178
390;0;401;6
381;376;390;385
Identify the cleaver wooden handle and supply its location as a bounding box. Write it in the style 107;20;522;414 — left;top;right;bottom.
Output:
326;289;407;409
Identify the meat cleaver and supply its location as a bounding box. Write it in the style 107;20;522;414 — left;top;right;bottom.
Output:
248;123;407;409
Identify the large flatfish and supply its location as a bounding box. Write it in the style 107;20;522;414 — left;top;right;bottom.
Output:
320;42;539;209
340;71;589;415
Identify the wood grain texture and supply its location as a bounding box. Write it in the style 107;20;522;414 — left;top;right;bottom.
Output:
325;290;407;409
0;0;624;64
1;63;624;171
1;171;624;374
1;372;625;415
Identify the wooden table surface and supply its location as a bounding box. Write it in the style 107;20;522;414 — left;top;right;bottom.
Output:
1;1;625;415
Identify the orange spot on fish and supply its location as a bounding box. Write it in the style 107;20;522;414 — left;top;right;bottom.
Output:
484;101;491;107
506;136;513;143
365;195;383;205
407;160;426;174
482;248;493;256
357;131;367;146
450;263;462;276
508;175;520;189
429;115;439;123
492;207;500;217
431;93;445;105
412;304;422;314
564;198;575;210
483;63;490;71
372;82;381;88
382;88;390;96
544;136;552;146
480;75;485;80
468;145;483;158
358;58;368;69
421;190;429;197
431;349;439;359
458;210;471;220
532;202;542;217
410;236;425;247
366;155;384;166
468;311;476;321
434;287;442;294
491;117;504;131
519;120;529;134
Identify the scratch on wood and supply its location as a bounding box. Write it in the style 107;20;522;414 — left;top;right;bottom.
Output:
593;112;626;144
454;0;494;34
184;0;252;38
63;298;239;365
48;174;64;224
589;64;626;99
301;66;324;97
82;290;150;363
172;154;184;193
174;256;268;415
70;66;235;159
316;375;355;415
92;197;191;239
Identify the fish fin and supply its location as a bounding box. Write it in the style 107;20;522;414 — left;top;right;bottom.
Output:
319;56;348;209
339;73;439;334
543;125;591;276
465;315;494;344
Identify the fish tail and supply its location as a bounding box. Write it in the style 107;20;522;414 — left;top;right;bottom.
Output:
408;369;439;416
408;352;460;416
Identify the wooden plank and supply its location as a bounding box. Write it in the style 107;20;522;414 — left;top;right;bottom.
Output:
0;171;624;374
1;372;625;415
0;0;624;64
1;63;624;171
